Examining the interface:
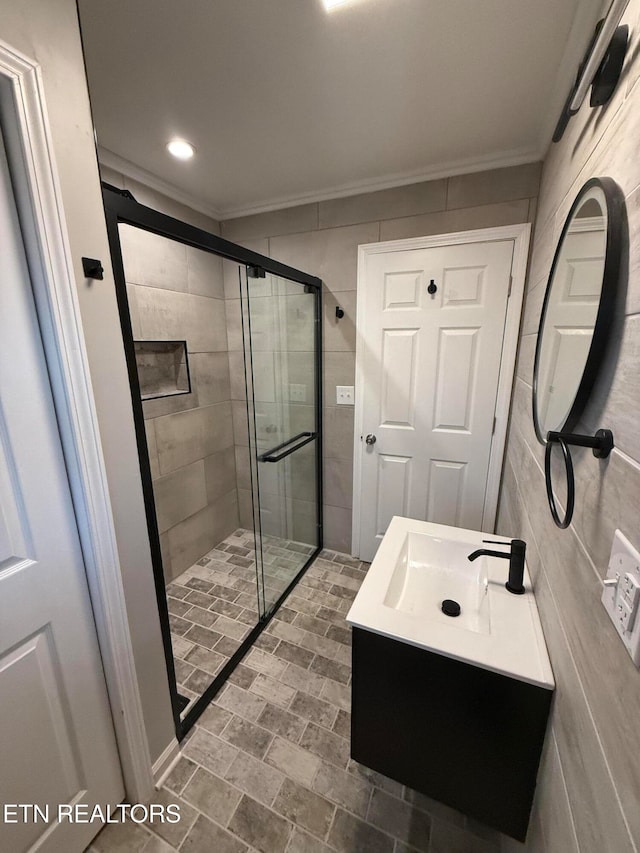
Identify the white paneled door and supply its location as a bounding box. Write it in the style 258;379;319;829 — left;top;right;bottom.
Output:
0;133;123;851
356;238;514;561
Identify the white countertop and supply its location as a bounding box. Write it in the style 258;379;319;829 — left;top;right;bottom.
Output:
347;517;555;690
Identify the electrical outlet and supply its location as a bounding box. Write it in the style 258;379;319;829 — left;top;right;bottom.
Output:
602;529;640;666
336;385;354;405
289;383;306;403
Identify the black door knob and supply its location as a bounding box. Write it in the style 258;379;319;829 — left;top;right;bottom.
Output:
427;280;437;295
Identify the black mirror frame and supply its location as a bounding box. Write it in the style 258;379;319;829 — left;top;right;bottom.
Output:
532;176;625;444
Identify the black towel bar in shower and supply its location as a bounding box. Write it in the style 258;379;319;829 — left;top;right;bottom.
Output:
259;431;317;463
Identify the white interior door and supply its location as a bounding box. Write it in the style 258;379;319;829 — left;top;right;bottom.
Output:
356;239;514;561
0;133;123;852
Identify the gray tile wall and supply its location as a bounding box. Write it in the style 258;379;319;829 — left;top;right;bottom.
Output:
121;224;239;581
221;163;541;551
498;4;640;851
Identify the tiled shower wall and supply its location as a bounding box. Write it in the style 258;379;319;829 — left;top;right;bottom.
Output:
220;163;541;551
497;3;640;851
120;225;239;582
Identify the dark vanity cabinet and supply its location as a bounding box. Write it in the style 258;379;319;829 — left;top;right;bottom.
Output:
350;627;553;841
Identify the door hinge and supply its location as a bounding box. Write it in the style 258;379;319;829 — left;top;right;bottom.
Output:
507;275;513;298
492;416;497;435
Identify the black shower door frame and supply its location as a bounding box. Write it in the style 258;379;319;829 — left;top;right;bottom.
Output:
102;184;323;738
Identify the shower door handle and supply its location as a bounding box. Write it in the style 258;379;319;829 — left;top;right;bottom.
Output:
259;431;317;463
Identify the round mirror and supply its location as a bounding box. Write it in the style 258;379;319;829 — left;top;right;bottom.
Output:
533;177;624;442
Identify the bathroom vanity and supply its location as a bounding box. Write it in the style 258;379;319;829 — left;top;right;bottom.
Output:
347;517;554;841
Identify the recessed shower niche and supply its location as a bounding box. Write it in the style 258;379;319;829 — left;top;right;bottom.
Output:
103;185;323;737
134;340;191;401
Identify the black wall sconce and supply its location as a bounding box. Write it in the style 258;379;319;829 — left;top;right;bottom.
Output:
335;305;345;319
553;0;629;142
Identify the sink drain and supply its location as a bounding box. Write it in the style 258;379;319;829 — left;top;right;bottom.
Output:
441;599;461;617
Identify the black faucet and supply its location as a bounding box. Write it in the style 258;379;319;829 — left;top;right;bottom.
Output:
467;539;526;595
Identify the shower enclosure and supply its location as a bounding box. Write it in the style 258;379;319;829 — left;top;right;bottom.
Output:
103;186;322;737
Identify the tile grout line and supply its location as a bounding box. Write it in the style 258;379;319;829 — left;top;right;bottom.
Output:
181;733;338;851
145;794;199;852
176;743;280;846
182;648;361;834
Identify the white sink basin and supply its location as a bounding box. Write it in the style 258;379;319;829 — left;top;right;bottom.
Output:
384;531;491;635
347;517;554;689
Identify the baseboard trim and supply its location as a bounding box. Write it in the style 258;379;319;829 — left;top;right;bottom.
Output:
152;738;181;789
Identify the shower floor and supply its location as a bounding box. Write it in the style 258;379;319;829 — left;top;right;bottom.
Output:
166;528;315;716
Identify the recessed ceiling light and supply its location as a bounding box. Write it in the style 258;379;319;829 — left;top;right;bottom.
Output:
323;0;353;9
166;138;196;160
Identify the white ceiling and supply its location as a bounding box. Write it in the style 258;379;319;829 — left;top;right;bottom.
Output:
78;0;601;220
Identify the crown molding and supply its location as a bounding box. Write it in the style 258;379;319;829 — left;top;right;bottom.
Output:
219;147;543;219
99;144;543;223
97;147;224;221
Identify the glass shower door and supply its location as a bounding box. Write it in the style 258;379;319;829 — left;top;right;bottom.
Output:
242;268;321;616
